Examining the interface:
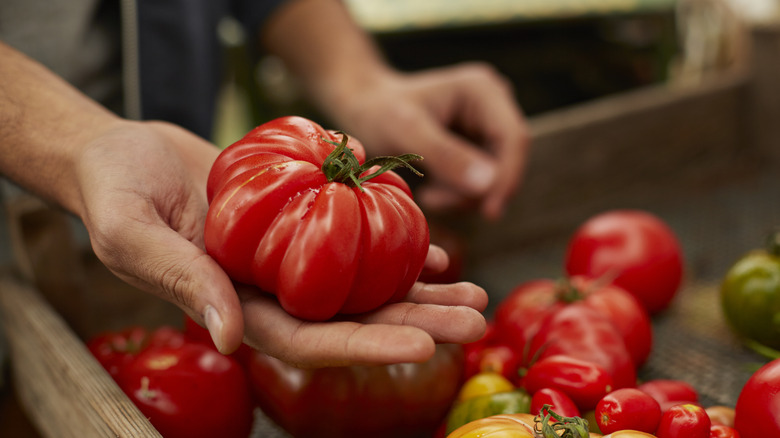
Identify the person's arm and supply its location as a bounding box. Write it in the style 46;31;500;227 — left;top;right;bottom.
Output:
260;0;530;219
0;41;246;354
0;41;487;366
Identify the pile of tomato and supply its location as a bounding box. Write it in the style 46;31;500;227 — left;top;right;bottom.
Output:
84;116;780;437
449;209;780;438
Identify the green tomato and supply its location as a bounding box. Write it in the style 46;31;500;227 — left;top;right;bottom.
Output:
445;389;531;435
721;233;780;353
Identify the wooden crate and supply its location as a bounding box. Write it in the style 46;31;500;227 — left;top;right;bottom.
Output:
1;21;778;438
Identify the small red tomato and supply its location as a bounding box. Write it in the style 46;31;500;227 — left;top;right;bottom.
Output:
596;388;662;434
522;355;614;411
638;379;699;412
657;403;711;438
531;387;581;418
710;424;741;438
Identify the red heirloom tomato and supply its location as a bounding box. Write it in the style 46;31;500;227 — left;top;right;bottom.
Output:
88;325;255;438
657;403;710;438
564;209;684;315
494;276;653;367
118;343;254;438
596;388;662;434
525;303;637;391
734;358;780;438
204;116;429;321
246;343;464;438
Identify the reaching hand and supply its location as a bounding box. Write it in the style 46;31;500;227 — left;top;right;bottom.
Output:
329;63;531;220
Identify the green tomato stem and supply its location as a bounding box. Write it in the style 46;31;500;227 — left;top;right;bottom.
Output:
321;132;423;191
534;405;590;438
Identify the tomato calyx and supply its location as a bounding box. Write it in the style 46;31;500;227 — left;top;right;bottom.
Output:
321;132;423;190
534;405;590;438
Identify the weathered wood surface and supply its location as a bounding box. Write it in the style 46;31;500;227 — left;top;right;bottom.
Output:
0;273;162;438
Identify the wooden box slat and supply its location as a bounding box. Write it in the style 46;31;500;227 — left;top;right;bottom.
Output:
0;273;162;438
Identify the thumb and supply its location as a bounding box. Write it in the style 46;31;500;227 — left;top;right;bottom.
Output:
97;225;245;354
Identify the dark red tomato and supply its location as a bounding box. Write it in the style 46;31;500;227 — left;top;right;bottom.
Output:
246;343;464;438
531;387;580;418
118;342;254;438
734;358;780;438
710;425;741;438
522;355;614;411
205;116;428;321
526;303;637;391
494;277;653;367
657;403;711;438
637;379;699;412
564;209;684;315
596;388;662;434
87;325;185;378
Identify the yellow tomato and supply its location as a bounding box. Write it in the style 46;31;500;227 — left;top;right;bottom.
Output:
457;372;516;402
447;413;537;438
602;431;656;438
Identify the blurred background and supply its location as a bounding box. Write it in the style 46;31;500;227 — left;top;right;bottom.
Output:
210;0;774;148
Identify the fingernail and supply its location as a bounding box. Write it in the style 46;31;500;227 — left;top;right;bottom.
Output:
204;305;224;352
465;160;496;194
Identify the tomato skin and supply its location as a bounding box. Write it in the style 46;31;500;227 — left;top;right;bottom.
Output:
637;379;699;412
656;403;711;438
247;343;464;438
494;277;652;369
710;425;741;438
526;304;637;391
734;357;780;438
602;432;658;438
446;413;537;438
596;388;662;434
205;116;429;321
531;387;581;418
720;248;780;352
523;355;614;411
87;326;185;378
564;210;684;315
118;343;254;438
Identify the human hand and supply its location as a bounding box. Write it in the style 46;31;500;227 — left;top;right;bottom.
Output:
328;62;531;220
74;120;487;365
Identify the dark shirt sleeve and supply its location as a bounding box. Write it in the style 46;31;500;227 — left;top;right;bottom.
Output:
231;0;290;38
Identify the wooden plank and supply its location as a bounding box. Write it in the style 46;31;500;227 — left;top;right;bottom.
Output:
0;272;162;438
